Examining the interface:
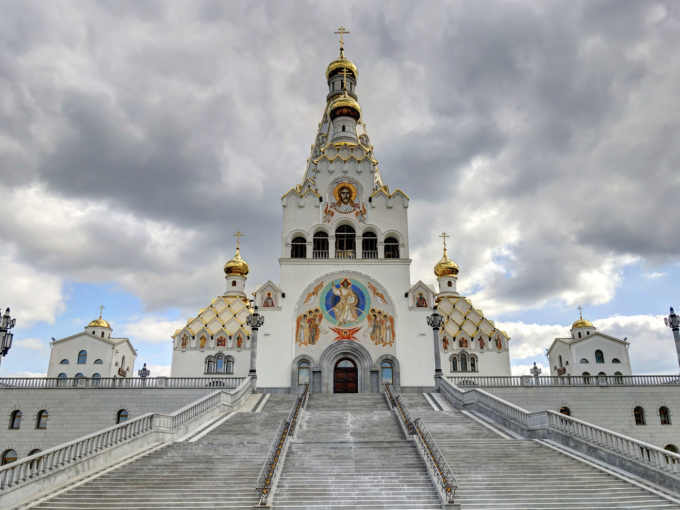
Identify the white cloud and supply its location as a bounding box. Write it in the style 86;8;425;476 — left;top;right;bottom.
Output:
643;272;666;280
120;316;185;346
144;363;171;377
498;321;568;360
15;337;50;357
511;362;546;377
0;370;46;378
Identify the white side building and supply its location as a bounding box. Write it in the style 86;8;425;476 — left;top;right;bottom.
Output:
47;315;137;379
546;316;632;377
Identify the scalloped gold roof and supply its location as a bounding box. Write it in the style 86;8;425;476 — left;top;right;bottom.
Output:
434;249;459;277
224;247;249;276
326;57;358;81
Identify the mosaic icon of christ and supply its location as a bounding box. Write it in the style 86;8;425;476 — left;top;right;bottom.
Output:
332;278;359;325
336;185;356;213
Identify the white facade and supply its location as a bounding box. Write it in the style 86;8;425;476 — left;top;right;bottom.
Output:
170;46;513;390
547;319;632;377
47;319;136;379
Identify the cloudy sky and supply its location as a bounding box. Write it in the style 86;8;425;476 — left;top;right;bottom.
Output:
1;0;679;378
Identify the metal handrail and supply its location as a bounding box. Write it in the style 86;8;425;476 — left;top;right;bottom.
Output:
394;394;415;435
383;383;397;408
413;417;458;503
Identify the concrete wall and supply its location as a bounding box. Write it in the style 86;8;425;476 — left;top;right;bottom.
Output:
0;388;216;459
485;386;680;450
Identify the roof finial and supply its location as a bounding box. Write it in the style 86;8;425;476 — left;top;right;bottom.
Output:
577;305;584;319
439;231;449;254
98;305;105;319
233;230;244;250
334;26;350;57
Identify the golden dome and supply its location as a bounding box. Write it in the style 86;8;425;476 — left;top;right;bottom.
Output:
572;318;593;329
434;249;459;277
224;247;249;277
326;57;358;81
329;93;361;121
88;318;110;328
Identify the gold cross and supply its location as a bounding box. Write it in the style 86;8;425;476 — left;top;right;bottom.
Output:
439;232;449;250
233;230;244;249
341;66;348;91
98;305;105;318
577;306;584;319
334;26;350;51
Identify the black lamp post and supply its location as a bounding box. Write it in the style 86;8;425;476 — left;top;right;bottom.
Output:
246;303;265;379
426;305;445;385
0;308;17;370
137;363;151;378
664;307;680;373
530;362;542;378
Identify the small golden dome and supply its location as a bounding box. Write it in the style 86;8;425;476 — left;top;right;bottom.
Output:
434;249;459;277
572;318;593;329
326;57;358;81
88;318;110;328
329;92;361;122
224;247;249;277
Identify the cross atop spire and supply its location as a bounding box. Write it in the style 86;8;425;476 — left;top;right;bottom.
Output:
233;230;244;249
334;26;350;55
341;67;348;92
98;305;105;319
440;231;449;251
577;305;584;319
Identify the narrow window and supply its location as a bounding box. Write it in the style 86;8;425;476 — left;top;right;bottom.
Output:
9;411;22;429
226;357;234;374
77;350;87;364
580;358;589;363
291;237;307;258
342;125;346;132
614;371;623;384
121;356;125;369
634;406;645;425
94;359;103;364
335;225;356;258
216;355;224;373
92;373;101;385
559;355;563;368
1;450;18;465
470;356;477;372
448;281;452;287
206;357;215;374
362;232;378;259
460;353;468;372
313;232;329;258
381;361;393;384
612;358;621;363
660;406;671;425
298;361;310;385
36;411;48;429
560;407;571;416
101;332;104;338
60;359;69;364
232;280;237;286
582;372;591;384
117;410;129;424
451;356;458;372
578;332;582;338
57;373;67;386
384;237;400;259
595;350;604;363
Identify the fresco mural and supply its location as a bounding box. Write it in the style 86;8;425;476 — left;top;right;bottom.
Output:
294;273;397;357
322;179;367;224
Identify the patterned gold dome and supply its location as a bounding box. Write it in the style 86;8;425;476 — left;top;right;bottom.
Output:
224;247;249;277
329;92;361;121
434;249;459;277
572;318;593;329
326;57;358;81
88;318;110;328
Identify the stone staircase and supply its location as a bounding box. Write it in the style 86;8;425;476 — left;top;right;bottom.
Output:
273;393;442;509
405;393;680;510
29;395;297;510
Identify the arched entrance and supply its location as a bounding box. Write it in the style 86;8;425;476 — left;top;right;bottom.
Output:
334;358;358;393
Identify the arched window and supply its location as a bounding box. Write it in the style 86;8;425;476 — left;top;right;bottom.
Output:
298;361;310;385
121;356;126;369
660;406;671;425
116;410;129;424
57;373;67;386
60;359;69;364
578;332;582;338
595;350;604;363
9;411;22;429
313;232;329;258
470;356;477;372
580;358;589;363
291;237;307;258
101;332;104;338
92;373;101;385
612;358;621;363
36;410;48;429
614;371;623;384
232;280;237;286
558;355;563;368
582;372;591;384
75;373;84;378
77;350;87;364
560;407;571;416
215;355;224;373
460;353;468;372
335;225;356;258
384;237;400;259
28;448;42;457
634;406;645;425
448;281;452;287
226;357;234;374
94;359;103;364
451;356;458;372
665;444;678;453
362;232;378;259
1;450;17;465
381;361;393;384
206;357;215;374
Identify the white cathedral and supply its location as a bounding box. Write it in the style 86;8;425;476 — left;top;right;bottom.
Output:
168;44;516;393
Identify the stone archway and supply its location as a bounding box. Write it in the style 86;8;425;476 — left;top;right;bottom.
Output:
318;341;374;394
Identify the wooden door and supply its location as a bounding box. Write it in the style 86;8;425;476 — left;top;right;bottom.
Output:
334;358;358;393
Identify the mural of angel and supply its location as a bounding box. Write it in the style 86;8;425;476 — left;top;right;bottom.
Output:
367;282;388;305
216;336;226;347
304;281;324;304
355;203;367;224
323;204;334;223
384;316;395;346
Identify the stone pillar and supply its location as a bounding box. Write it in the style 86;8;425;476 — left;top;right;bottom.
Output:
668;308;680;373
427;306;445;390
246;306;265;381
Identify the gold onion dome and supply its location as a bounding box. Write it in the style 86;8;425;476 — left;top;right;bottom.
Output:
326;56;358;81
224;247;249;276
434;249;459;277
330;92;361;121
572;318;593;329
88;317;110;328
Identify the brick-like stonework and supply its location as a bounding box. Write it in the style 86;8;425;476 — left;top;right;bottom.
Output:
0;388;216;458
485;386;680;449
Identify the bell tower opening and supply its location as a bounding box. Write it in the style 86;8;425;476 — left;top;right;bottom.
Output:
334;358;358;393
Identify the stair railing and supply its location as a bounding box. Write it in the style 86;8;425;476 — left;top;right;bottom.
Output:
255;384;309;506
383;381;397;409
384;384;458;505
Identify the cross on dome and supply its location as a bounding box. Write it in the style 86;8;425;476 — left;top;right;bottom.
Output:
577;305;584;319
98;305;105;318
334;26;350;53
233;230;244;249
440;231;449;250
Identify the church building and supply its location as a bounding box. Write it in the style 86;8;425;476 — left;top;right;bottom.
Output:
169;40;513;391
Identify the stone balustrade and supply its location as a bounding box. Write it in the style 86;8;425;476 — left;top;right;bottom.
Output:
447;374;680;387
0;376;247;389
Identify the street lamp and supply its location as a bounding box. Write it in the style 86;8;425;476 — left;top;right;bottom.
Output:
137;363;151;378
246;303;265;378
426;305;445;382
664;307;680;373
0;308;17;370
530;362;542;378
